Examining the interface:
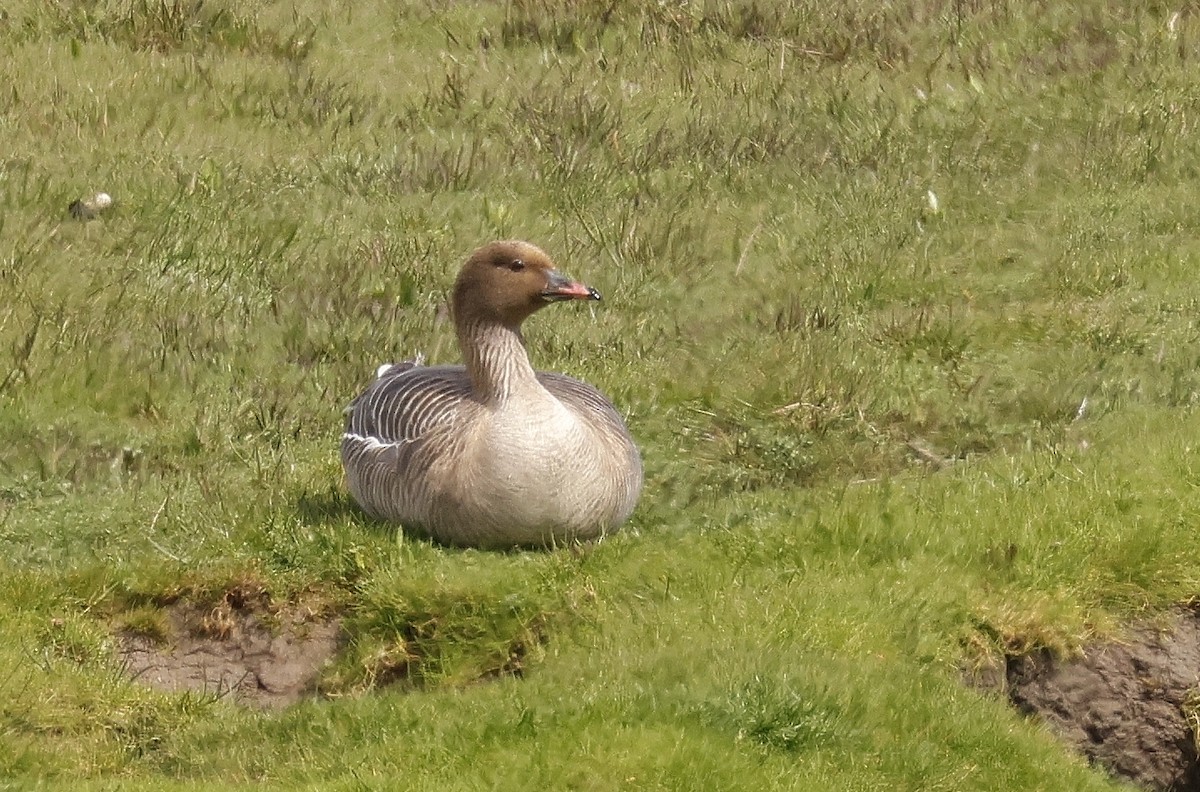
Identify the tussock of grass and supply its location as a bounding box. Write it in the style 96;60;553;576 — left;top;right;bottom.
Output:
3;0;1200;788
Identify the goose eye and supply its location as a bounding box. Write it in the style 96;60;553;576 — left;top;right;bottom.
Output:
507;259;526;272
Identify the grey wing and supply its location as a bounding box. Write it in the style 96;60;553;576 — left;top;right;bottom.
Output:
344;364;473;444
341;364;474;522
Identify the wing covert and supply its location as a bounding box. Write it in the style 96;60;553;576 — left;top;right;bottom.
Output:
345;364;474;446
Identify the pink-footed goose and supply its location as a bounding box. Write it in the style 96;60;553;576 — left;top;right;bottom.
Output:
341;241;643;548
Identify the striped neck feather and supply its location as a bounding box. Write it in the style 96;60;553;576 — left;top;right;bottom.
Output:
458;320;539;403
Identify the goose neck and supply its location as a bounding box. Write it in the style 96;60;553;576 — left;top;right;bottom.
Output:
459;319;538;403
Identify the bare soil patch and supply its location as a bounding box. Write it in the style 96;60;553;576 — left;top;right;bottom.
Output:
972;609;1200;791
119;597;342;709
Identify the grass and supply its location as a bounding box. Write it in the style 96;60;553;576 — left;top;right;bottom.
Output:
3;0;1200;787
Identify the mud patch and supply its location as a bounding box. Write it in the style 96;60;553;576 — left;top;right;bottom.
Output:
120;598;341;709
973;609;1200;791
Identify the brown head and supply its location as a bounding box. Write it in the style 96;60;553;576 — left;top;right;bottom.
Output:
452;240;600;328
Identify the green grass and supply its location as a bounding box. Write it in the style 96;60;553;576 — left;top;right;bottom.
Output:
3;0;1199;787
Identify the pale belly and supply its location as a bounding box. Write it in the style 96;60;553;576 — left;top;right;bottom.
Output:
427;399;615;543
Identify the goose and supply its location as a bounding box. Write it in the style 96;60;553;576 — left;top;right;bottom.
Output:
341;240;643;548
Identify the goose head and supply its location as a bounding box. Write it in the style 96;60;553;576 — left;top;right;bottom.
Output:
452;240;600;328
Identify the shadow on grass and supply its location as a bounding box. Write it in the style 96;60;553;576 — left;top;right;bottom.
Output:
295;486;369;527
294;486;432;543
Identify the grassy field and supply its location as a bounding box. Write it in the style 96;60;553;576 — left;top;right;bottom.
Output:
3;0;1200;788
